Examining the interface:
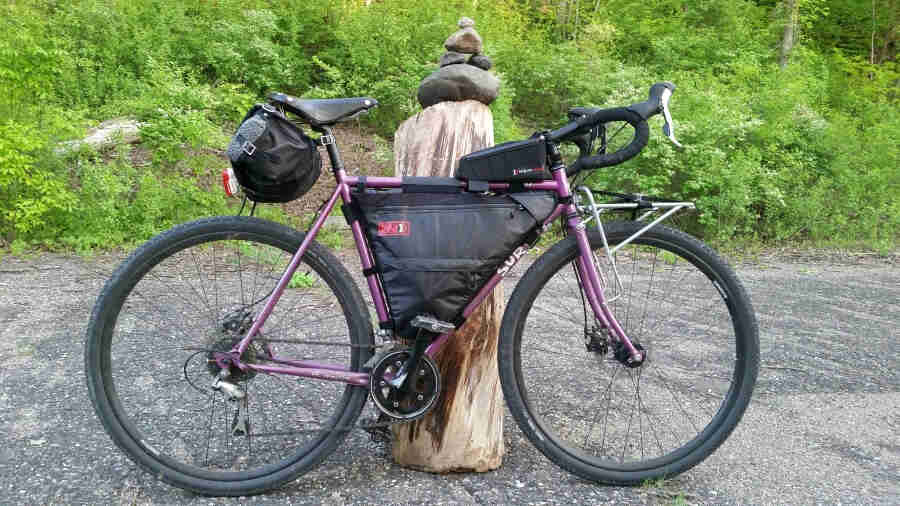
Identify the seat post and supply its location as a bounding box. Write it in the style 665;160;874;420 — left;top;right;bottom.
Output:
317;126;344;175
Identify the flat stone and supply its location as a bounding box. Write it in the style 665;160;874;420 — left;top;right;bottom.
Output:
444;27;483;54
468;54;493;71
458;17;475;29
439;51;468;67
417;64;499;108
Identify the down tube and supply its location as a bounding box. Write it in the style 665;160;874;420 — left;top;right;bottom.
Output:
424;269;508;355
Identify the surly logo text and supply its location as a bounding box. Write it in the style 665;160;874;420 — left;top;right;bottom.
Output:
497;245;528;277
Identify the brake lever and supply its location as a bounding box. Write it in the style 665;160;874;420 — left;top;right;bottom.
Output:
659;88;683;148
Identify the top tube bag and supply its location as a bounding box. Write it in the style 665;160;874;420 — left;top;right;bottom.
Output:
455;136;552;183
352;190;556;338
226;104;322;203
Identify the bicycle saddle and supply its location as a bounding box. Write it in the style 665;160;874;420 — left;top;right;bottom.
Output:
268;93;378;125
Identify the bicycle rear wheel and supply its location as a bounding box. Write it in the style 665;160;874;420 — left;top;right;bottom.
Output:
499;221;758;484
85;216;372;496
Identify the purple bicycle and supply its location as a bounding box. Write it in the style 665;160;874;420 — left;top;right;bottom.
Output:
85;82;759;495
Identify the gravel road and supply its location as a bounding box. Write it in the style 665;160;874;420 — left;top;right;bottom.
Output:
1;250;897;505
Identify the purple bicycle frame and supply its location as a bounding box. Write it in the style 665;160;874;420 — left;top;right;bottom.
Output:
228;150;643;387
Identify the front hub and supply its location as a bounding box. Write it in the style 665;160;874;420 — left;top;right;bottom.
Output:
613;340;646;369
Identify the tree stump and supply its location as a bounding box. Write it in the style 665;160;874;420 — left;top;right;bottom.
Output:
390;100;504;472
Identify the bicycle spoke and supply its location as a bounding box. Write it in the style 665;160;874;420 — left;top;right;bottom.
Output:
188;247;216;322
508;223;754;480
586;365;620;456
651;367;705;431
636;250;659;343
92;221;365;481
204;393;215;467
526;303;588;329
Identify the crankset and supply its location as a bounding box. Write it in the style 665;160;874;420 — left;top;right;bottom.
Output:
369;348;441;421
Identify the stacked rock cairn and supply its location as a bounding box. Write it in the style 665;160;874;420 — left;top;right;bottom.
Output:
416;17;500;109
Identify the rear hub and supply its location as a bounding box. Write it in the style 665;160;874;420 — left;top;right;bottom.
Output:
206;308;259;381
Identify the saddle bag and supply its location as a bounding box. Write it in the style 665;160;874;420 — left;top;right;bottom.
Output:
455;136;551;183
226;104;322;203
353;190;556;338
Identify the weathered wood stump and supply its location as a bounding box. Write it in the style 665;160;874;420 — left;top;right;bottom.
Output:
390;100;504;472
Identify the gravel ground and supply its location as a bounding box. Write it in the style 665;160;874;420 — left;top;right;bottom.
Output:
1;249;897;505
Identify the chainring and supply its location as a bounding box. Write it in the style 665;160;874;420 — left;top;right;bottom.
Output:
369;349;441;421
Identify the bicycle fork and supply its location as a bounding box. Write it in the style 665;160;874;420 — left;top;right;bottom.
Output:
567;208;646;365
569;185;697;366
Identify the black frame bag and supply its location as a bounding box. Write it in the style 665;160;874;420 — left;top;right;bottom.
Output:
227;104;322;203
354;191;556;338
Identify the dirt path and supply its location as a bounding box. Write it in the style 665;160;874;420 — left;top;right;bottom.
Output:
1;251;897;505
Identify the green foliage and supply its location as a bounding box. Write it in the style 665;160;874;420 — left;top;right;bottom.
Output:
0;0;896;253
0;123;76;243
316;226;348;251
288;272;317;289
307;1;454;136
56;147;224;251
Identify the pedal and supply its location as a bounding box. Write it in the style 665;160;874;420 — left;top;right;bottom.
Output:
410;315;455;334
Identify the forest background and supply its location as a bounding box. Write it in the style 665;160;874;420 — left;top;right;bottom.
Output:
0;0;897;253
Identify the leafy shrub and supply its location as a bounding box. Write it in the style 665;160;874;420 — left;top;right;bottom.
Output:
0;0;896;253
0;123;76;244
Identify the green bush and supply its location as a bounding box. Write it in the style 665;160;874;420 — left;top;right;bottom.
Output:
0;0;896;253
0;122;76;244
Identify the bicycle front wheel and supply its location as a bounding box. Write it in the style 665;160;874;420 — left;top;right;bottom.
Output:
85;216;372;496
499;221;758;484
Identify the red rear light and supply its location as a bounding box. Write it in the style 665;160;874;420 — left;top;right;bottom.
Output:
222;167;239;197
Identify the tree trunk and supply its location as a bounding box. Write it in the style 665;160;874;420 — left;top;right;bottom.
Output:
779;0;797;68
390;100;505;472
